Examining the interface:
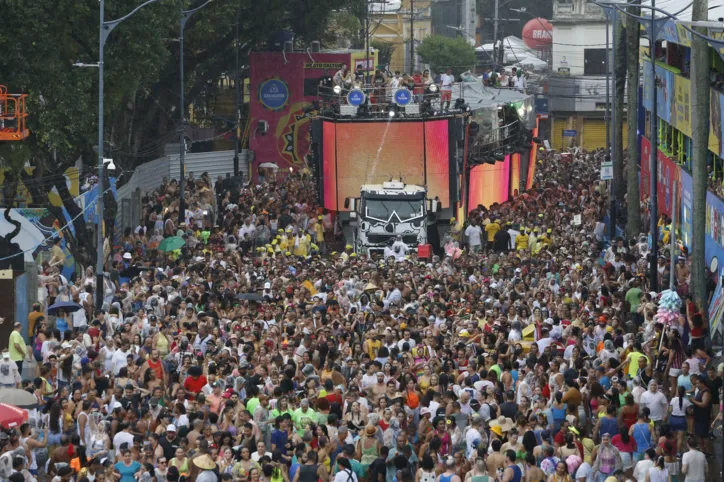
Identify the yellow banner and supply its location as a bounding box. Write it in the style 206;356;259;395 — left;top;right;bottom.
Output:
673;74;691;136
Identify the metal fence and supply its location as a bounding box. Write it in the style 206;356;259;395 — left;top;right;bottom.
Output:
115;149;252;233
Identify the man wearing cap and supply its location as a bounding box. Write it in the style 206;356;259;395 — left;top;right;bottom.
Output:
8;321;26;374
158;424;180;461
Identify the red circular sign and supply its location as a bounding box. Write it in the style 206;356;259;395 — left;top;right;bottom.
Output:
522;18;552;50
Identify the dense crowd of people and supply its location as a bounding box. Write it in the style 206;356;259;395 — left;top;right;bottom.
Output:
3;144;722;482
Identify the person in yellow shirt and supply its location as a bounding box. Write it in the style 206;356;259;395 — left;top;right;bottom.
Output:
8;321;27;373
292;232;311;257
485;219;500;245
515;228;529;251
313;216;326;253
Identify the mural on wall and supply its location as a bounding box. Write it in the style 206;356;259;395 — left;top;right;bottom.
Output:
0;208;76;277
0;167;79;207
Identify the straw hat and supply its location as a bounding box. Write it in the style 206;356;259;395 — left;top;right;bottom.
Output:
488;415;514;432
365;425;377;436
193;454;217;471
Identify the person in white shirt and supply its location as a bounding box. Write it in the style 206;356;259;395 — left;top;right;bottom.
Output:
112;422;135;451
251;441;272;462
681;438;707;482
512;68;527;93
638;381;668;426
440;68;455;110
464;221;483;253
465;415;484;459
111;340;132;375
632;448;656;482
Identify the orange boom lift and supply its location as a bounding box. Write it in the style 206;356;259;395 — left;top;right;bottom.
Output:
0;85;28;141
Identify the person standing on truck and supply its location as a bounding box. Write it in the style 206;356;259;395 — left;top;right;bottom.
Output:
440;68;455;111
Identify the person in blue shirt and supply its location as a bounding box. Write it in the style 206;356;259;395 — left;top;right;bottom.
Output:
114;450;142;482
271;416;291;456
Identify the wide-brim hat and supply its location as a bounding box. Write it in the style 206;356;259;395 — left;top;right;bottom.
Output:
488;415;514;432
193;454;217;470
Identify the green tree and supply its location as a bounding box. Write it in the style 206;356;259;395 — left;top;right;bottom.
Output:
371;40;396;69
416;35;475;76
0;0;356;266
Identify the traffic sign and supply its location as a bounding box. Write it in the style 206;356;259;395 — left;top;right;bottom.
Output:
601;161;613;180
563;129;577;137
394;89;412;106
347;89;366;106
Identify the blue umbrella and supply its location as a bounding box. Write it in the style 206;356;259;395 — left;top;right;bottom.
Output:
47;301;83;315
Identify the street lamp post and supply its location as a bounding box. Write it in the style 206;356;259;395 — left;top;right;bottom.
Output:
96;0;160;307
178;0;213;226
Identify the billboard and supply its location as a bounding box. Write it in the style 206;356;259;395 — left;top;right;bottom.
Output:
643;61;723;156
639;136;680;216
249;51;377;173
468;155;511;209
321;119;451;211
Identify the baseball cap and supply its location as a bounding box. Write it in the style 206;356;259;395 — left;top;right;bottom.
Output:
167;424;177;432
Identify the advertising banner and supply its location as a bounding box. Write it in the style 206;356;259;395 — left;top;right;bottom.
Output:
680;169;693;251
642;62;674;124
639;136;680;217
249;51;375;173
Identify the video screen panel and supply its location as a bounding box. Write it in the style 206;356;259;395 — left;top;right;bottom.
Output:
322;121;337;211
322;119;451;211
468;155;511;209
424;120;450;207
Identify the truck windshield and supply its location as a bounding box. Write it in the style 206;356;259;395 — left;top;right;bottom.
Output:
365;199;424;221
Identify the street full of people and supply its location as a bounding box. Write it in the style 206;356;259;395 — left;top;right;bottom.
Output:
1;145;720;482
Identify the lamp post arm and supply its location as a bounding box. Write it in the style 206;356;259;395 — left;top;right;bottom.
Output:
102;0;161;45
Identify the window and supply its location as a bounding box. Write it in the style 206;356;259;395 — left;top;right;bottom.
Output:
584;48;607;75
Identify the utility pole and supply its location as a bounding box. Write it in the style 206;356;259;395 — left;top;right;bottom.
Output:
604;9;613;238
648;0;659;290
366;0;370;83
610;10;618;239
95;0;159;307
613;8;626;220
178;0;213;226
410;0;414;72
691;0;710;310
493;0;499;67
625;0;642;238
233;8;240;177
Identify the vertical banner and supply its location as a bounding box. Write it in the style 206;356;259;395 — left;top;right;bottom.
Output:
640;136;651;200
510;153;521;197
680;169;693;250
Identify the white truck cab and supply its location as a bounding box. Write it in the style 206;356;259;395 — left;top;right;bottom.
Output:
344;180;439;254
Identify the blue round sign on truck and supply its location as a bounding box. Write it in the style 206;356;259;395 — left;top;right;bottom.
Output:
347;89;366;106
394;89;412;105
258;79;289;111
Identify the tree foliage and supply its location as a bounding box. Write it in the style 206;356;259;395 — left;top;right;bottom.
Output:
0;0;355;267
371;40;396;70
416;35;475;76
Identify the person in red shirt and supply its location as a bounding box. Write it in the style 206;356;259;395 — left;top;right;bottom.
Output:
183;365;207;397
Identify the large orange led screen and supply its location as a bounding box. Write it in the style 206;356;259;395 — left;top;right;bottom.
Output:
322;120;450;211
468;155;511;209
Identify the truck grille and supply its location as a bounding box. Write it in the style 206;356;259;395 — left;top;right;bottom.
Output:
367;234;419;245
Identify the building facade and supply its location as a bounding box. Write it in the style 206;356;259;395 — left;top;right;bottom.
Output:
638;20;724;270
369;0;432;73
548;0;630;150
